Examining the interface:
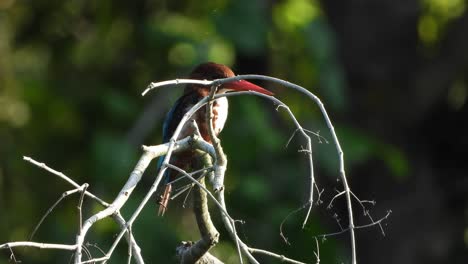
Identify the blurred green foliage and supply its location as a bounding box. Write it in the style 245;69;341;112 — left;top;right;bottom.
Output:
0;0;428;263
419;0;465;46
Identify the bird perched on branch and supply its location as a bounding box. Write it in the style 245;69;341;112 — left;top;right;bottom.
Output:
157;62;273;215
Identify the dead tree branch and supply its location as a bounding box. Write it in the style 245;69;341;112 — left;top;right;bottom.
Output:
1;73;386;264
146;75;358;263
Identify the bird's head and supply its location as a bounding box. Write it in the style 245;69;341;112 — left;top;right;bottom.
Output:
185;62;273;96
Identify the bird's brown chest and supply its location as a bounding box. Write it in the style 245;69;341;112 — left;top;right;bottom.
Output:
179;97;228;143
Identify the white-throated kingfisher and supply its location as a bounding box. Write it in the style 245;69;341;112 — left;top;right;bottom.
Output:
157;62;273;215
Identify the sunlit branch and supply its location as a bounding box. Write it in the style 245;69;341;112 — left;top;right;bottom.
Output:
19;157;143;264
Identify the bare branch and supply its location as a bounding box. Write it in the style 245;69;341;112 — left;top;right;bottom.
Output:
4;73;379;264
74;136;205;263
222;74;357;264
179;173;220;263
142;79;212;96
29;188;82;241
20;157;144;264
350;191;385;235
176;241;224;264
206;86;245;264
23;156;109;207
249;248;306;264
0;242;77;250
279;205;307;245
8;247;19;264
313;210;392;240
143;79;336;264
165;164;234;223
83;109;219;263
327;190;346;209
77;183;89;231
314;237;320;264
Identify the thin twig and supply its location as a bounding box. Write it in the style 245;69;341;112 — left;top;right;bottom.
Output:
165;164;233;222
23;156;109;207
127;226;133;264
85;242;107;257
279;205;308;245
327;190;346;209
314;237;320;264
8;247;19;264
0;242;77;250
22;157;143;264
81;244;93;262
313;210;392;240
181;185;193;208
350;191;385;235
77;183;89;230
249;248;307;264
170;170;210;201
29;188;82;241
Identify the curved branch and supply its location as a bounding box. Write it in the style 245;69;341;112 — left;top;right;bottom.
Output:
177;150;221;263
23;156;109;207
249;248;307;264
2;74;337;264
176;241;223;264
146;75;357;264
19;157;143;264
180;178;220;263
74;136;203;263
87;135;217;263
215;75;355;263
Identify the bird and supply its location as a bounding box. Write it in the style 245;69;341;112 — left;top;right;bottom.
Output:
157;62;273;215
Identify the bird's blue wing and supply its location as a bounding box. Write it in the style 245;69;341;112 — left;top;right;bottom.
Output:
162;99;178;143
157;97;184;174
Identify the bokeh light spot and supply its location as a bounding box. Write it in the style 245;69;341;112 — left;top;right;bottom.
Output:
0;96;30;127
168;42;196;66
207;40;234;66
447;80;467;110
273;0;320;32
0;0;15;10
418;15;438;44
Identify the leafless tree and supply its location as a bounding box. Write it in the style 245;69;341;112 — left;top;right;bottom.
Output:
1;75;390;264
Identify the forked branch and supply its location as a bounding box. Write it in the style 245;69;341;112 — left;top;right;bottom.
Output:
146;74;358;263
2;73;373;264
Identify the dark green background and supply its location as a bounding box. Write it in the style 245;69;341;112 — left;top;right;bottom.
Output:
0;0;466;263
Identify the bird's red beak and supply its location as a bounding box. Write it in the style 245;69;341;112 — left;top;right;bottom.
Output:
225;80;274;96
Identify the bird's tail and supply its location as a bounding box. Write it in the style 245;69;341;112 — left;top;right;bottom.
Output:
158;183;172;216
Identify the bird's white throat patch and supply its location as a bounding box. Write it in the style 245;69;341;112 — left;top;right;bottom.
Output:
213;97;228;135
